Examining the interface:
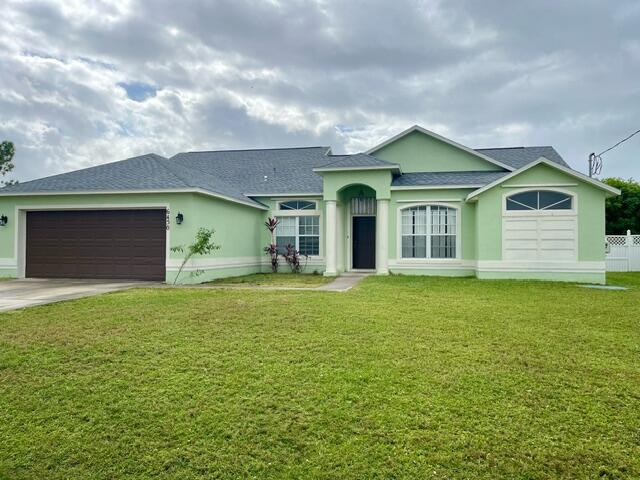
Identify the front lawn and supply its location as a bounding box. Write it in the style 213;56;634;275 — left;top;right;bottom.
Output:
1;275;639;479
208;272;332;287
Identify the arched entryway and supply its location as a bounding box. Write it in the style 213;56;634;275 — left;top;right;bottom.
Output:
340;184;377;270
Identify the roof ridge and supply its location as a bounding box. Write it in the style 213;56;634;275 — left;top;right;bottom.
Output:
401;169;508;175
174;146;330;156
317;152;397;169
475;146;555;150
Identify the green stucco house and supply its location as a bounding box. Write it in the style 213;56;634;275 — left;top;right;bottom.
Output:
0;125;620;284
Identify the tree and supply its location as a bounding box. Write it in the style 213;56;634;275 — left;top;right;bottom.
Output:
170;227;221;285
603;177;640;234
0;141;15;186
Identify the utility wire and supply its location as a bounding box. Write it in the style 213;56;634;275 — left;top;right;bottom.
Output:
598;128;640;156
589;127;640;177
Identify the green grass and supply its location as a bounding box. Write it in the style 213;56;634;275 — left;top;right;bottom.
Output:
208;272;332;287
1;275;640;479
608;272;640;288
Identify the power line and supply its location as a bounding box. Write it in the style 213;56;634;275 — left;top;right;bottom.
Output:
589;127;640;177
598;128;640;156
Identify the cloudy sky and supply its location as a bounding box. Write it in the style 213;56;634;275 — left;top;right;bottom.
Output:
1;0;639;182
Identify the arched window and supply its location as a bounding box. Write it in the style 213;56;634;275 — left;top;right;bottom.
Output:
506;190;572;211
279;200;316;210
401;205;457;259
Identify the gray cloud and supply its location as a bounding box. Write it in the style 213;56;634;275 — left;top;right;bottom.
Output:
1;0;638;182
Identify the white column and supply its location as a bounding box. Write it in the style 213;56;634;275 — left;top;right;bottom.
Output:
325;200;338;276
376;199;389;275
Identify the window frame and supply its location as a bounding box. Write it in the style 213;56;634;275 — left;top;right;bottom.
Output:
396;202;462;263
274;198;322;258
502;188;577;217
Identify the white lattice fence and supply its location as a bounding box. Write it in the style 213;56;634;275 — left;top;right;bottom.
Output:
606;231;640;271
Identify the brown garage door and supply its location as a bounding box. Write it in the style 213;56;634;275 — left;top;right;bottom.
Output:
26;210;166;281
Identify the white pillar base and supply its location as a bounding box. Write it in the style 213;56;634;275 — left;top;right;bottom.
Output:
376;199;389;275
325;200;338;276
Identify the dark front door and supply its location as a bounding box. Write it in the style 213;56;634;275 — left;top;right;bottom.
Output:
352;216;376;269
26;209;166;281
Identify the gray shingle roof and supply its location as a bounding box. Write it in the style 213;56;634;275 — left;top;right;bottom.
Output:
315;153;399;170
392;171;510;187
476;146;568;169
0;144;570;202
171;147;330;195
0;153;266;207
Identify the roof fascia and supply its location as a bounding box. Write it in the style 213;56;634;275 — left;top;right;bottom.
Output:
313;165;401;173
391;184;483;191
0;188;269;210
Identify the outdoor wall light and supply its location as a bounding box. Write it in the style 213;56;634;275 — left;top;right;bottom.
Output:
176;212;184;225
0;215;7;227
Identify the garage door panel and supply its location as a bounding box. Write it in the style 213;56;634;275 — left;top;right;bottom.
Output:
503;213;577;262
26;210;166;281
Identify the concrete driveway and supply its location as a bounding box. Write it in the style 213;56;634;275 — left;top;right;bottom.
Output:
0;278;152;313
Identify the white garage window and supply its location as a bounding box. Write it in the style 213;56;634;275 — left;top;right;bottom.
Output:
506;190;572;211
503;189;577;262
401;205;457;259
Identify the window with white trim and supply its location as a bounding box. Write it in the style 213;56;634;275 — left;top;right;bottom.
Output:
401;205;457;259
506;190;572;211
275;200;320;256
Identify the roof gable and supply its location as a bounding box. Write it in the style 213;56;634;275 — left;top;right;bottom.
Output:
366;125;514;173
466;157;621;201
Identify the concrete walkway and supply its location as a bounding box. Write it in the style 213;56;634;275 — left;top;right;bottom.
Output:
316;273;370;292
0;278;151;313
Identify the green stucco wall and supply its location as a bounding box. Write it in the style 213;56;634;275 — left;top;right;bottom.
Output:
321;170;392;201
0;192;265;283
371;130;501;173
473;163;608;262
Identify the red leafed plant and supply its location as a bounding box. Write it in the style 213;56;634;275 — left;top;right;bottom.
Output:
283;243;308;273
264;217;280;272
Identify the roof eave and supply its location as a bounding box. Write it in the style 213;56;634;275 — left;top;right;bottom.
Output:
0;187;269;210
313;165;401;174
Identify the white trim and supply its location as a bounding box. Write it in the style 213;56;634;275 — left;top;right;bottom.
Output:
14;203;171;279
396;199;463;203
502;183;578;188
0;188;268;210
501;187;578;217
167;256;327;273
365;125;515;171
389;259;475;270
466;157;621;201
275;199;321;216
313;165;400;173
476;260;604;273
391;185;482;191
167;256;262;272
396;202;462;261
0;258;17;268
